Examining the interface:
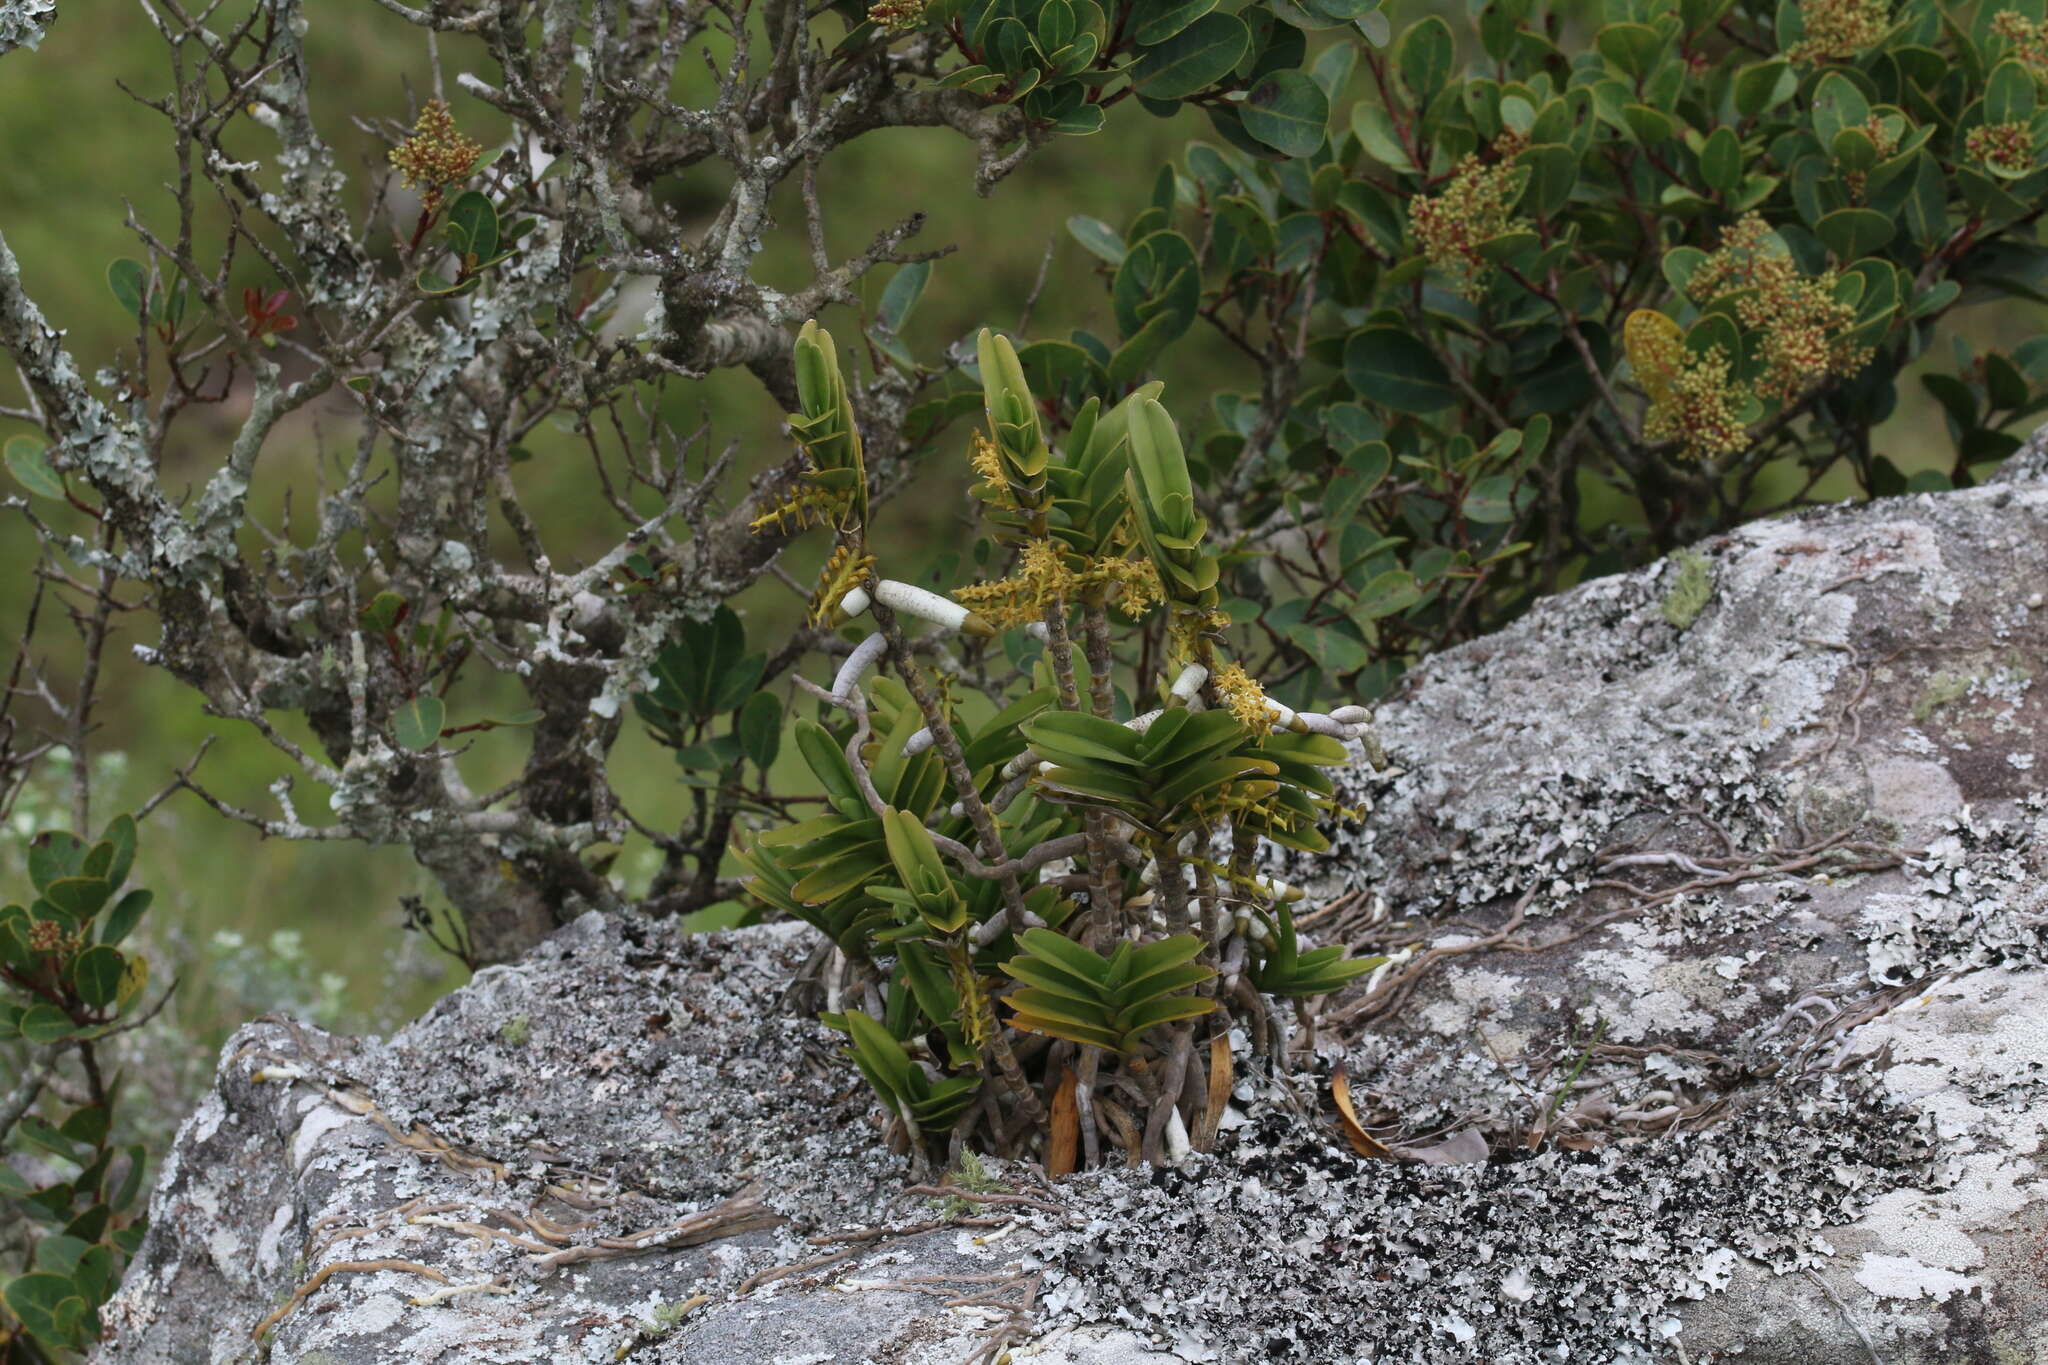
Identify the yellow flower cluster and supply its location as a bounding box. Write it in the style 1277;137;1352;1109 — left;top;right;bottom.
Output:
1642;346;1750;460
810;543;876;625
968;432;1012;507
1967;121;2035;175
868;0;926;29
1410;135;1530;300
1212;661;1274;735
1685;215;1863;404
748;482;853;536
389;99;482;216
1785;0;1891;62
1844;116;1902;201
1095;555;1165;617
951;539;1163;629
1993;9;2048;74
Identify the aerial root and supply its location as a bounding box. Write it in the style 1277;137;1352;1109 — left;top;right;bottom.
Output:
251;1259;451;1340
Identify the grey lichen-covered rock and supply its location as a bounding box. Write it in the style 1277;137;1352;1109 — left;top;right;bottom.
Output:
94;480;2048;1365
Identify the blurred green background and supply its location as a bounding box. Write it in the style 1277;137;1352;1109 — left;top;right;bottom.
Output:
0;1;2033;1102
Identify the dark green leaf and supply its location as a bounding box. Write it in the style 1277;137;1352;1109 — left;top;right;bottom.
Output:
1815;207;1894;260
4;435;64;499
1284;620;1371;673
1310;35;1358;102
1700;127;1742;193
72;946;125;1009
28;832;84;894
1596;23;1662;79
1343;326;1456;413
1811;72;1868;147
20;1004;74;1043
443;190;499;263
1985;352;2030;409
1112;231;1201;341
1066;215;1127;268
1132;13;1250;100
1462;474;1531;523
1397;16;1455;101
876;261;930;334
106;259;146;320
1240;70;1329;157
1350;101;1417;172
1986;58;2037;125
5;1272;89;1349
99;888;151;947
1920;372;1977;428
43;877;111;922
392;695;446;751
1353;569;1422;620
416;268;478;297
1132;0;1216;44
739;690;782;771
98;814;136;892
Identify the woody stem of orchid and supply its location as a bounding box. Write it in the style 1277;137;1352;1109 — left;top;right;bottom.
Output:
870;599;1046;1133
1141;1022;1195;1167
1073;1046;1104;1170
1191;855;1227;985
948;933;1042;1149
1078;596;1124;948
1080;597;1117;719
1041;592;1122;954
1152;832;1194;937
869;599;1029;923
1039;589;1083;712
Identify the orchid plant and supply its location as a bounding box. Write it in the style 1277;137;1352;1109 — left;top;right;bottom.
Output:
738;324;1383;1171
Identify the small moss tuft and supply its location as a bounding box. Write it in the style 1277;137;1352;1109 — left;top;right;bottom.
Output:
1660;550;1715;630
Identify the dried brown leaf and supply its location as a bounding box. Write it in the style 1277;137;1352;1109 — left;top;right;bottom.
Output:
1390;1128;1491;1165
1194;1033;1231;1153
1046;1067;1080;1178
1330;1062;1393;1160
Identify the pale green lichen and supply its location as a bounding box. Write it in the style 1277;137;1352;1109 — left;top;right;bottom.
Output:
1912;656;2033;723
1913;670;1971;723
1661;550;1715;630
499;1013;530;1047
928;1147;1003;1218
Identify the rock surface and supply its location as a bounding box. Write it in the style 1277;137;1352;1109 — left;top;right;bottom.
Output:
94;478;2048;1365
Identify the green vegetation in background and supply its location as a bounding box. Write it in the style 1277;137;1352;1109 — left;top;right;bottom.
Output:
3;0;2045;1060
0;0;1216;1014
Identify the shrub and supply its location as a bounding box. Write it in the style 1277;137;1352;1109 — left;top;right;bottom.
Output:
0;816;159;1359
945;0;2048;704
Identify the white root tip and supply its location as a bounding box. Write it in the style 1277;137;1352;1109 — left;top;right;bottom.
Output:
838;586;871;618
1262;697;1305;732
874;579;993;637
830;632;888;700
1163;1106;1191;1164
1169;662;1209;701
